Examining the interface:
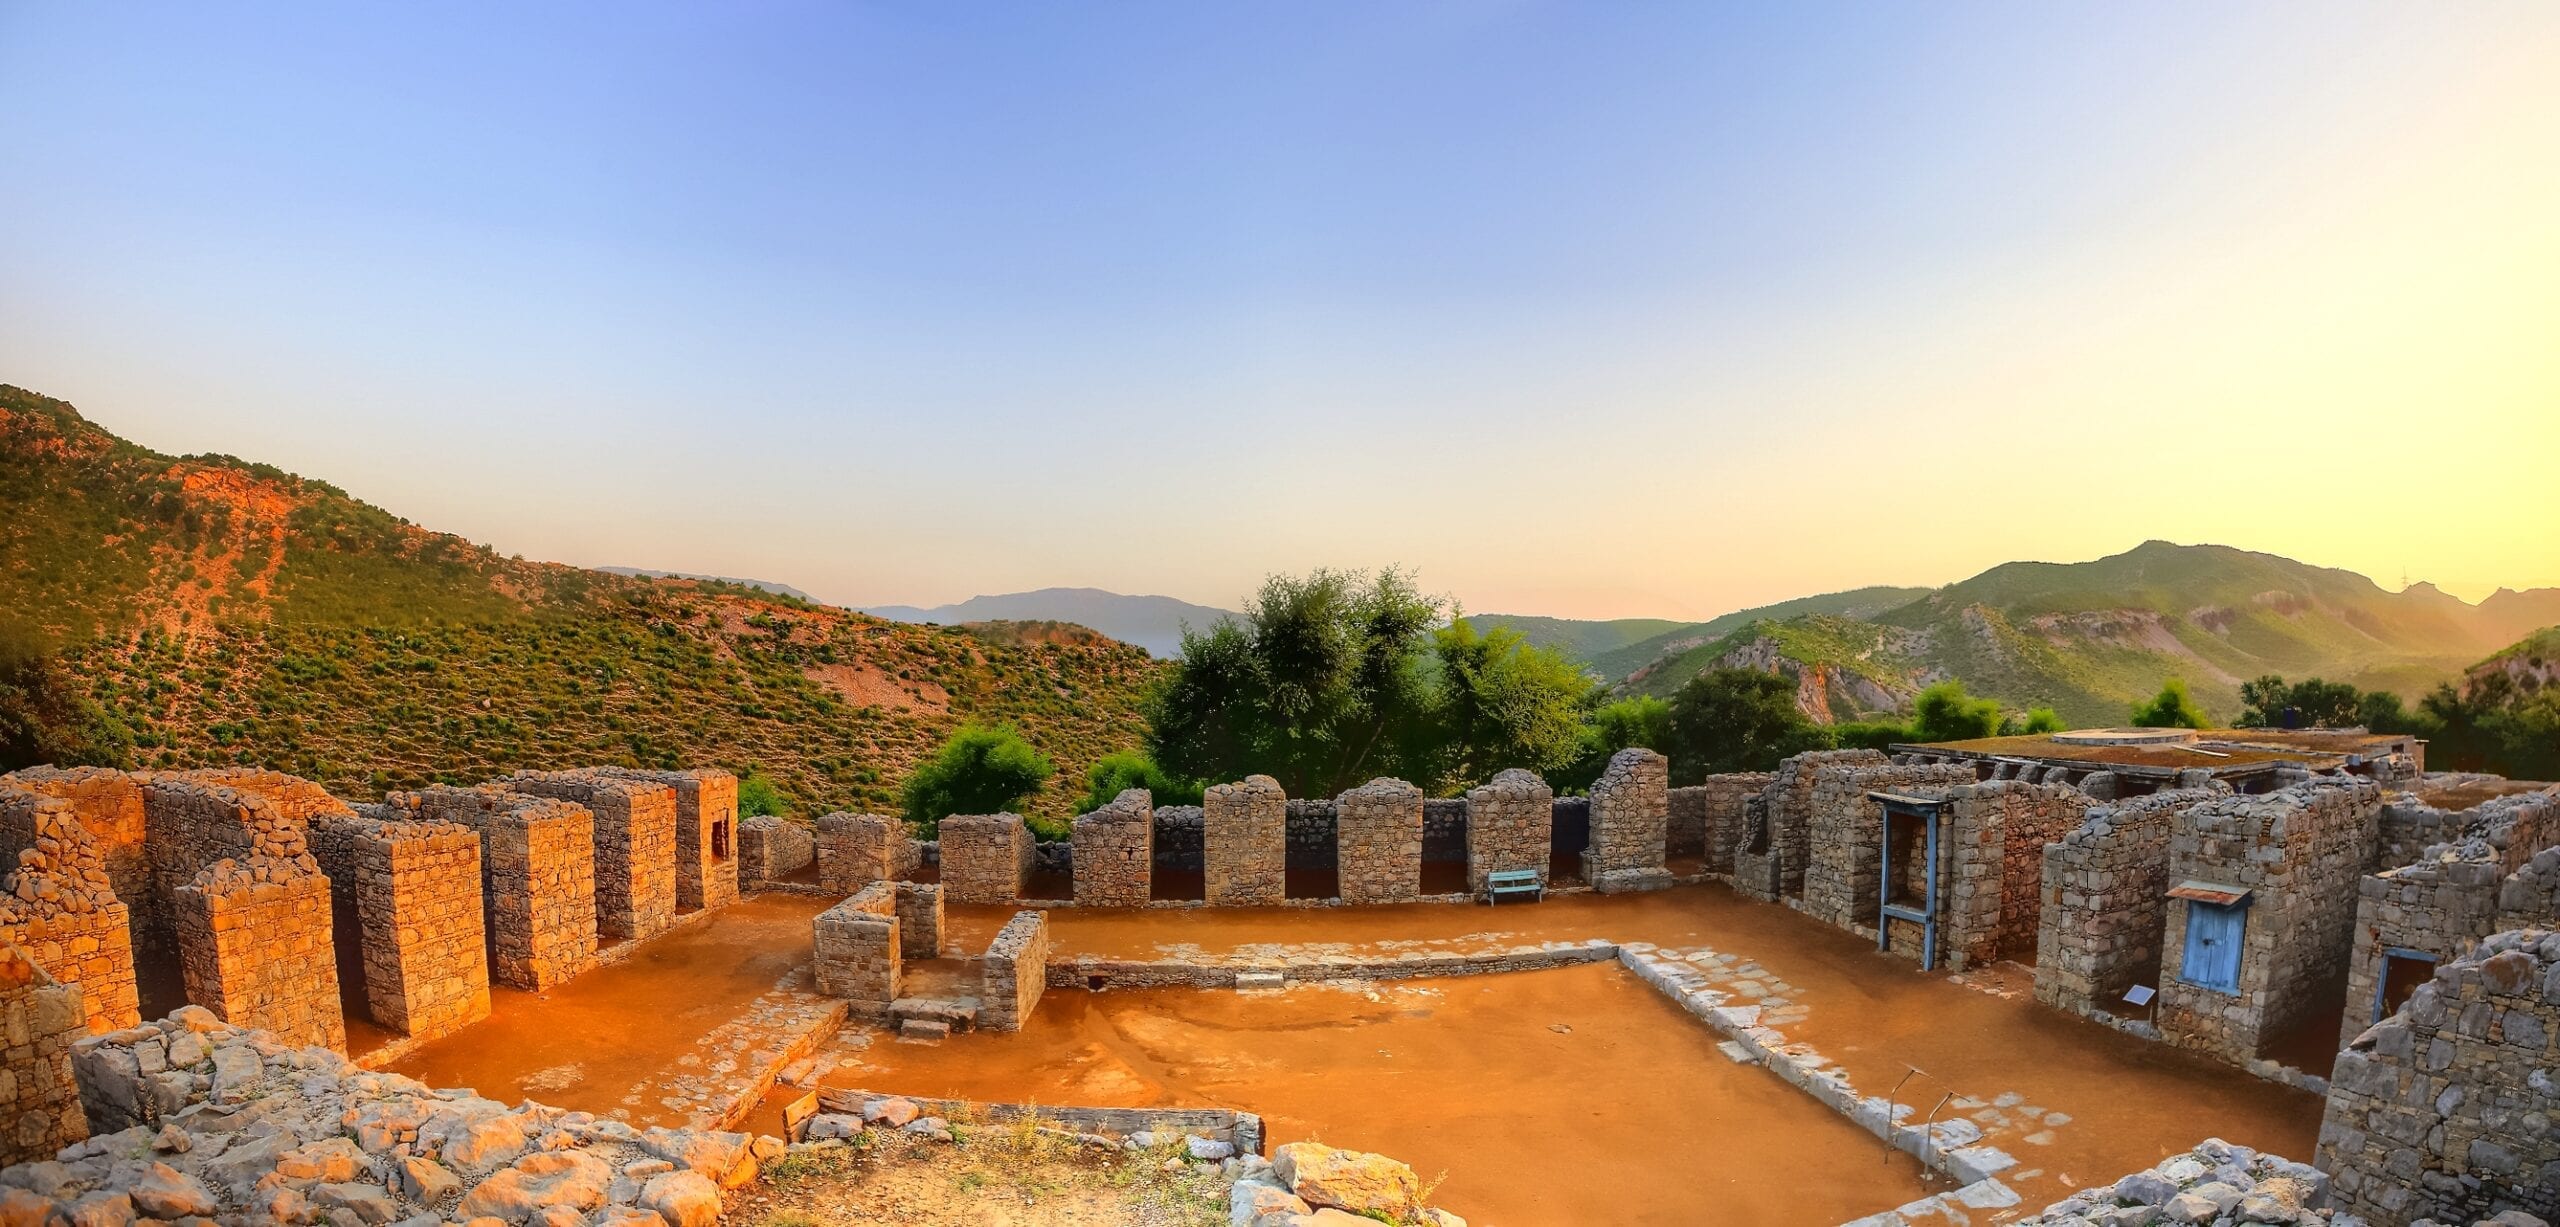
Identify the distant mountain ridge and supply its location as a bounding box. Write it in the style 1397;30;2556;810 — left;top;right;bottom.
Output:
597;567;815;603
861;588;1238;657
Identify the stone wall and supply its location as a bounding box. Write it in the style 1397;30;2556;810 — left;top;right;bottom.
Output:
1151;806;1204;872
1420;799;1467;867
2338;788;2560;1050
1799;763;1978;932
894;882;941;960
1334;779;1423;905
937;814;1033;904
2035;787;2226;1019
737;815;816;886
979;910;1049;1033
0;941;85;1166
503;770;679;942
596;768;740;913
812;882;900;1018
2157;779;2383;1065
308;812;490;1041
140;777;344;1049
393;787;598;991
1937;781;2092;971
815;812;912;893
1283;800;1338;872
0;783;138;1032
0;769;152;975
1464;769;1552;893
1204;776;1287;906
2317;927;2560;1223
1668;772;1769;874
1734;750;1888;903
1072;789;1154;907
1586;749;1671;893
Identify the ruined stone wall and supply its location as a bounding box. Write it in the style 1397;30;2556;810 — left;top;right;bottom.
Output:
812;882;899;1018
0;769;152;967
504;770;679;942
2034;787;2225;1018
737;815;815;886
597;768;740;913
1799;763;1977;932
1937;781;2091;971
310;812;490;1041
1204;776;1286;906
2338;788;2560;1050
1283;800;1339;871
979;910;1049;1033
893;882;942;960
394;787;597;991
0;942;86;1165
1464;769;1551;893
1672;773;1770;875
140;777;344;1048
1151;807;1204;871
1420;799;1468;867
815;812;912;892
1072;789;1155;907
1587;749;1671;894
937;814;1032;904
2317;927;2560;1224
0;783;138;1032
1666;786;1709;859
1335;779;1423;904
2157;779;2383;1064
1735;750;1888;904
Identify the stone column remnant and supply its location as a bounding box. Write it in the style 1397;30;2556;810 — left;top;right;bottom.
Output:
1072;789;1155;907
0;782;140;1032
1203;776;1287;906
815;812;911;893
894;881;943;960
1463;769;1552;893
1335;779;1424;905
503;770;678;943
599;769;740;913
738;815;816;886
935;814;1034;904
979;910;1050;1033
141;777;345;1049
812;882;901;1019
396;787;599;991
1586;748;1672;894
0;941;88;1165
311;810;493;1042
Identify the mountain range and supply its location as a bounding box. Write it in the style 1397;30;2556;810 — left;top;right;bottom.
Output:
861;589;1237;657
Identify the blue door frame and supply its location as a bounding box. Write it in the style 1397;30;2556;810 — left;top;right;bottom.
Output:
1875;795;1943;971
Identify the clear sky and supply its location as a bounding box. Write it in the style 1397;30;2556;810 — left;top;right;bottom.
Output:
4;3;2555;620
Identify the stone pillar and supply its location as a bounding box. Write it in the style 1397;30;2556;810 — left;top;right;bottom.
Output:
504;771;679;943
1335;779;1423;905
601;769;741;913
894;882;943;960
0;768;153;977
171;859;345;1050
310;812;492;1041
979;911;1049;1033
816;813;908;893
1072;789;1155;907
738;816;815;886
812;883;900;1019
0;784;140;1032
936;814;1033;904
1463;769;1552;893
1586;748;1671;894
1203;776;1287;906
0;941;87;1165
400;787;598;991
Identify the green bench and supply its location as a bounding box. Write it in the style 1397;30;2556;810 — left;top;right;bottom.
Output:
1484;869;1545;905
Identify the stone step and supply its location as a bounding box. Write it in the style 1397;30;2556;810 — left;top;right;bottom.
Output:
888;996;980;1031
897;1018;950;1042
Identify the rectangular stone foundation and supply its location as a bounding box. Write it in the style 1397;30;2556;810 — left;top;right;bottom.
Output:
601;769;740;913
172;861;345;1050
738;816;815;885
504;770;679;943
1335;779;1423;904
0;942;88;1165
398;787;598;991
813;882;900;1019
816;813;912;893
937;814;1033;904
1587;749;1671;893
1203;776;1287;906
310;813;492;1041
1465;769;1551;893
980;911;1049;1033
1072;790;1154;907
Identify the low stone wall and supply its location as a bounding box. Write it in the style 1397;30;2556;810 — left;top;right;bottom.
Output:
815;812;911;893
1464;769;1551;893
1420;799;1467;866
599;768;741;914
1283;800;1337;873
2035;788;2224;1019
979;910;1049;1032
1334;779;1422;905
0;941;87;1166
1203;777;1285;905
894;882;941;960
738;816;815;886
504;770;679;942
1587;748;1671;893
1735;749;1888;904
394;786;598;991
1073;790;1154;907
310;812;491;1042
2317;928;2560;1224
0;768;154;981
1676;773;1769;873
2014;1138;2338;1225
938;814;1033;904
813;882;901;1018
1049;939;1617;990
1150;806;1204;872
815;1087;1262;1155
0;783;139;1032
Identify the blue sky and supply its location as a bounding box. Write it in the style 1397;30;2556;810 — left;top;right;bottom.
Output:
5;3;2556;618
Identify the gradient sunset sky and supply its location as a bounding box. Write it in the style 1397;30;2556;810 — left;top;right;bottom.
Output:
3;4;2554;620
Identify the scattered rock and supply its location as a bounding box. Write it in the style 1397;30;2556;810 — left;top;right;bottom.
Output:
126;1163;218;1220
1272;1143;1421;1220
638;1171;719;1227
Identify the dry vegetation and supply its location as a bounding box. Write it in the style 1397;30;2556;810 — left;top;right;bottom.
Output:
733;1117;1229;1227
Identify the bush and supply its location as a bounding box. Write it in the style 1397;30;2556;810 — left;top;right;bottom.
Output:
737;767;789;818
1909;680;2003;743
900;725;1056;835
1077;750;1203;813
2131;679;2212;729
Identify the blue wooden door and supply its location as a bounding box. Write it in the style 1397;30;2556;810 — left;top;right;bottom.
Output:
2182;901;2244;992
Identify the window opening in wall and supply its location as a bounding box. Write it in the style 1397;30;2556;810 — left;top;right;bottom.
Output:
711;818;731;860
2374;948;2436;1024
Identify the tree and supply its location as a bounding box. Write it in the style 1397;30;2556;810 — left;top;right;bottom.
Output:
1909;680;2003;743
2021;707;2067;734
2131;678;2212;729
2239;674;2404;730
900;724;1055;835
1421;617;1596;788
1077;750;1202;813
736;767;789;818
1660;669;1833;780
1552;695;1674;791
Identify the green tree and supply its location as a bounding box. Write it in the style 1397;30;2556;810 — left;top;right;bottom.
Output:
1423;617;1598;789
2021;707;2067;734
1909;680;2003;742
900;724;1055;835
1660;668;1834;780
2240;674;2400;730
1552;695;1675;790
1077;749;1203;813
2131;678;2212;729
736;767;789;818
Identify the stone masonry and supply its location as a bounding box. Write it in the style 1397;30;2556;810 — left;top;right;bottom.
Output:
2317;927;2560;1223
2338;787;2560;1049
393;786;598;991
1587;749;1672;893
1464;769;1552;893
597;768;739;913
1072;789;1155;907
0;769;152;983
1203;776;1287;906
979;910;1049;1033
1936;781;2091;971
936;814;1033;904
0;941;85;1166
812;882;900;1019
815;813;913;893
504;770;679;943
141;776;344;1050
2157;779;2384;1066
309;811;491;1041
1335;779;1424;905
737;815;815;886
894;881;942;960
1799;762;1979;932
0;782;138;1033
1678;772;1771;876
2035;787;2227;1019
1735;750;1889;904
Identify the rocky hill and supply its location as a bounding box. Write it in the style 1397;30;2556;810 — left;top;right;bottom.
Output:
2470;625;2560;694
860;588;1238;657
0;384;1156;819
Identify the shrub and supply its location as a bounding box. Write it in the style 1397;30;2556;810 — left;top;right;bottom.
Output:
1077;749;1203;812
2130;678;2212;729
901;724;1056;834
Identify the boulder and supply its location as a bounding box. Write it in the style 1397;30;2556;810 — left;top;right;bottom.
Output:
0;1188;54;1227
310;1183;399;1226
638;1172;719;1227
456;1152;614;1223
127;1164;218;1220
1272;1143;1420;1219
63;1191;133;1227
593;1209;667;1227
861;1098;920;1128
1229;1181;1310;1226
399;1156;461;1204
638;1129;754;1188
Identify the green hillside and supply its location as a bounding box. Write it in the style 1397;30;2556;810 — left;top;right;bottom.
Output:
1465;614;1690;668
1577;586;1933;681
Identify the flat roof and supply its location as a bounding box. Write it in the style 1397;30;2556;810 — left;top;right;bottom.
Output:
1889;730;2368;773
